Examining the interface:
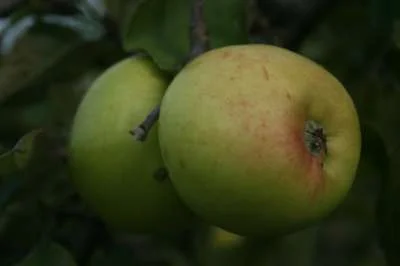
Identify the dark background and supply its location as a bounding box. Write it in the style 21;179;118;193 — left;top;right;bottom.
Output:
0;0;399;265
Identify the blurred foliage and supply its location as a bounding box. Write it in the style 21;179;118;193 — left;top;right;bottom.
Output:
203;0;249;48
0;0;399;265
16;241;77;266
121;0;191;71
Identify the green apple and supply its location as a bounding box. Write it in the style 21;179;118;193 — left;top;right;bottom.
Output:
68;56;192;234
197;226;246;266
208;226;245;249
158;44;361;237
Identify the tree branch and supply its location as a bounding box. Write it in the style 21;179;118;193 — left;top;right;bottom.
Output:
131;0;210;143
189;0;209;60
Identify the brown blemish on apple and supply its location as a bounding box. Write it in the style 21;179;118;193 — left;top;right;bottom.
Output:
286;92;292;100
258;120;267;133
262;66;269;80
247;118;273;161
239;118;251;132
222;51;231;59
237;98;252;109
225;95;255;122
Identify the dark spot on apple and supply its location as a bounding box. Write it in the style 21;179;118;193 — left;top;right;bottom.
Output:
237;98;251;109
222;51;231;58
153;167;169;182
304;120;327;162
262;66;269;80
259;134;267;143
286;92;292;100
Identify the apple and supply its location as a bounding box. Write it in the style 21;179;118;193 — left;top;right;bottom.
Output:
196;226;246;266
196;226;318;266
207;226;245;249
158;44;361;237
68;56;192;234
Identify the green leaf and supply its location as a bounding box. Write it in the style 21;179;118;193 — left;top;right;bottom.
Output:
0;130;44;177
0;150;17;176
13;129;46;170
0;129;53;209
0;21;84;104
122;0;191;72
204;0;249;48
15;241;77;266
0;128;57;180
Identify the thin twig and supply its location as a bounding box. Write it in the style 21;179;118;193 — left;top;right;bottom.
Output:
130;105;160;141
189;0;209;60
131;0;210;143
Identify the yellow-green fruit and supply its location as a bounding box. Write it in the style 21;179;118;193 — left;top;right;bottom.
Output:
198;226;246;266
208;227;245;249
68;56;192;234
158;44;361;237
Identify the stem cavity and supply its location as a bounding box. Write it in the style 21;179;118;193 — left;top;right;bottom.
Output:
304;120;327;158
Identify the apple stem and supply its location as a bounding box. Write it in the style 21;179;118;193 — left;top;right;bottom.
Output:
304;120;327;158
131;0;209;143
130;105;160;141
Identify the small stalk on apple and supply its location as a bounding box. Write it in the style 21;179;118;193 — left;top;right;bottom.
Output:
304;120;327;159
131;0;209;143
130;105;161;141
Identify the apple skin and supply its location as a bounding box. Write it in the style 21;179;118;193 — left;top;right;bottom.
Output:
196;226;246;266
158;44;361;237
68;56;192;234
